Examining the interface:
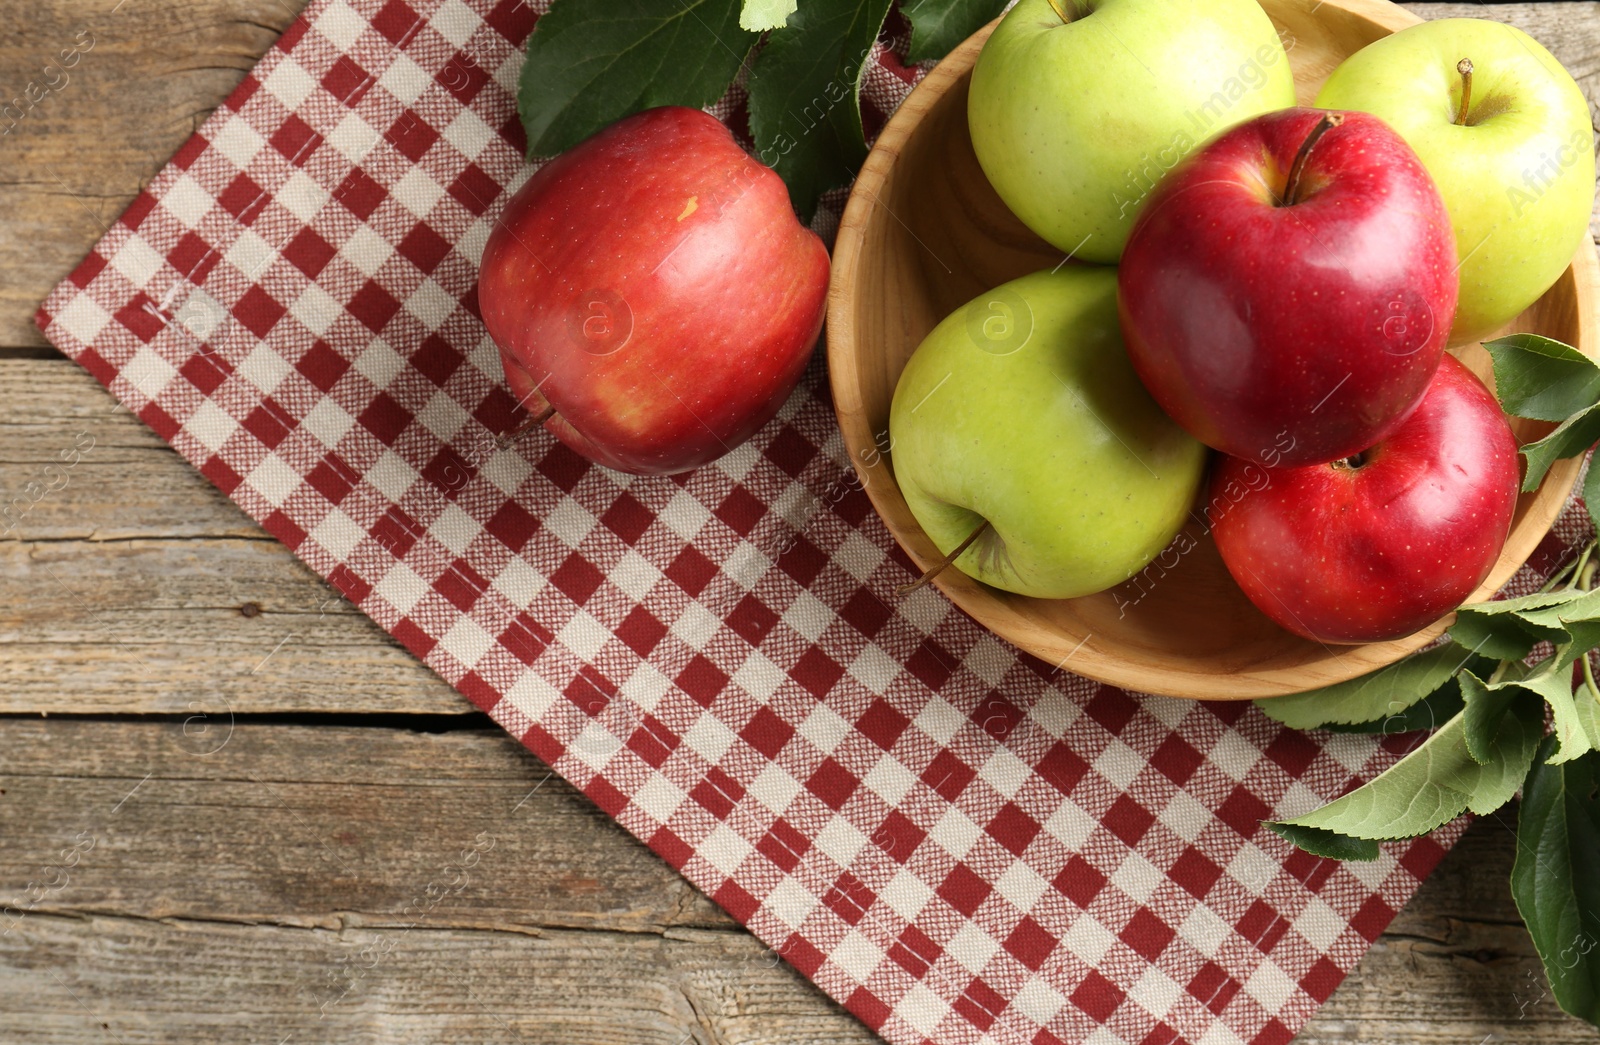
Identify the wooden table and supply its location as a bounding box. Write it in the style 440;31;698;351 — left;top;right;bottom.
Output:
1;1;1597;1040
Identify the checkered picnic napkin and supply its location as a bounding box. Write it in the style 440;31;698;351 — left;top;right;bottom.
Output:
34;1;1598;1041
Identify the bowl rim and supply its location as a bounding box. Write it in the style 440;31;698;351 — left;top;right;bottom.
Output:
825;0;1600;700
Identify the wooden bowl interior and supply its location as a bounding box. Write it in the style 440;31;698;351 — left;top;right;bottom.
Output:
828;0;1599;699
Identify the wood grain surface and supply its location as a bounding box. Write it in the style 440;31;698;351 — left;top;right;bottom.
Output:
0;0;1597;1040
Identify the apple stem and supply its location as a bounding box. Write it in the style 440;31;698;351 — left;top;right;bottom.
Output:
1455;58;1474;126
497;402;558;447
1042;0;1088;23
1281;112;1345;207
897;520;992;595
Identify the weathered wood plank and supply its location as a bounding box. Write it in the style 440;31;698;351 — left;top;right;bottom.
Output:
0;720;729;935
0;0;311;350
0;535;463;714
0;719;854;1045
0;720;1591;1043
0;360;267;541
3;914;875;1045
0;358;461;714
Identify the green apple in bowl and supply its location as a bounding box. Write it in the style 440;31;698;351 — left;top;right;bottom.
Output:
888;267;1208;600
1316;18;1595;345
967;0;1295;264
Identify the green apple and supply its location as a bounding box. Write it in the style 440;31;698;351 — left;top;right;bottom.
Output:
889;267;1207;599
967;0;1295;264
1316;18;1595;345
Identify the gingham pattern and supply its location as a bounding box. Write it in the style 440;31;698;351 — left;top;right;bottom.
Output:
34;2;1596;1043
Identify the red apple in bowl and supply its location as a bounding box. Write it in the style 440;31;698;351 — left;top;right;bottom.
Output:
1118;107;1459;468
1209;353;1520;644
479;106;830;475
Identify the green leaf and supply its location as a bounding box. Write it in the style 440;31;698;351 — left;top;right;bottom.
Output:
1325;677;1466;735
1485;333;1600;423
1517;592;1600;670
740;0;797;30
1459;588;1597;615
902;0;1009;63
1449;588;1596;660
1512;738;1600;1027
1453;593;1600;766
1577;685;1600;756
1585;454;1600;540
1502;658;1600;765
1254;642;1470;730
1267;824;1380;862
1519;403;1600;493
747;0;895;219
1267;700;1541;842
1460;669;1524;764
518;0;758;156
1466;692;1542;816
1448;613;1542;661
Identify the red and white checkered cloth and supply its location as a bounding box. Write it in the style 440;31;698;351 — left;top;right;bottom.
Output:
34;1;1595;1042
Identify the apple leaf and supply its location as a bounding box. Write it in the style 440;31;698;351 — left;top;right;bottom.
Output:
1459;669;1523;764
1267;699;1541;843
1485;334;1600;423
1520;403;1600;493
740;0;798;30
1268;824;1380;862
1585;453;1600;539
1496;657;1600;765
1512;738;1600;1028
1448;588;1596;661
901;0;1008;63
1253;642;1470;730
747;0;895;220
1325;678;1466;736
1447;613;1541;662
1517;593;1600;672
517;0;758;157
1576;691;1600;765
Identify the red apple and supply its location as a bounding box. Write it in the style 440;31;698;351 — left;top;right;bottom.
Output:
478;106;829;475
1118;107;1459;467
1210;353;1519;644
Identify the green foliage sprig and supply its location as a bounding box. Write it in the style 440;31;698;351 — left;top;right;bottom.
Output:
1259;333;1600;1028
515;0;1008;220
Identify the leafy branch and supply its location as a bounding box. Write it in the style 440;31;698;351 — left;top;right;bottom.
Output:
516;0;1008;221
1258;333;1600;1028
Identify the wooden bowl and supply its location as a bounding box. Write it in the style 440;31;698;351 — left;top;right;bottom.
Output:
828;0;1600;700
